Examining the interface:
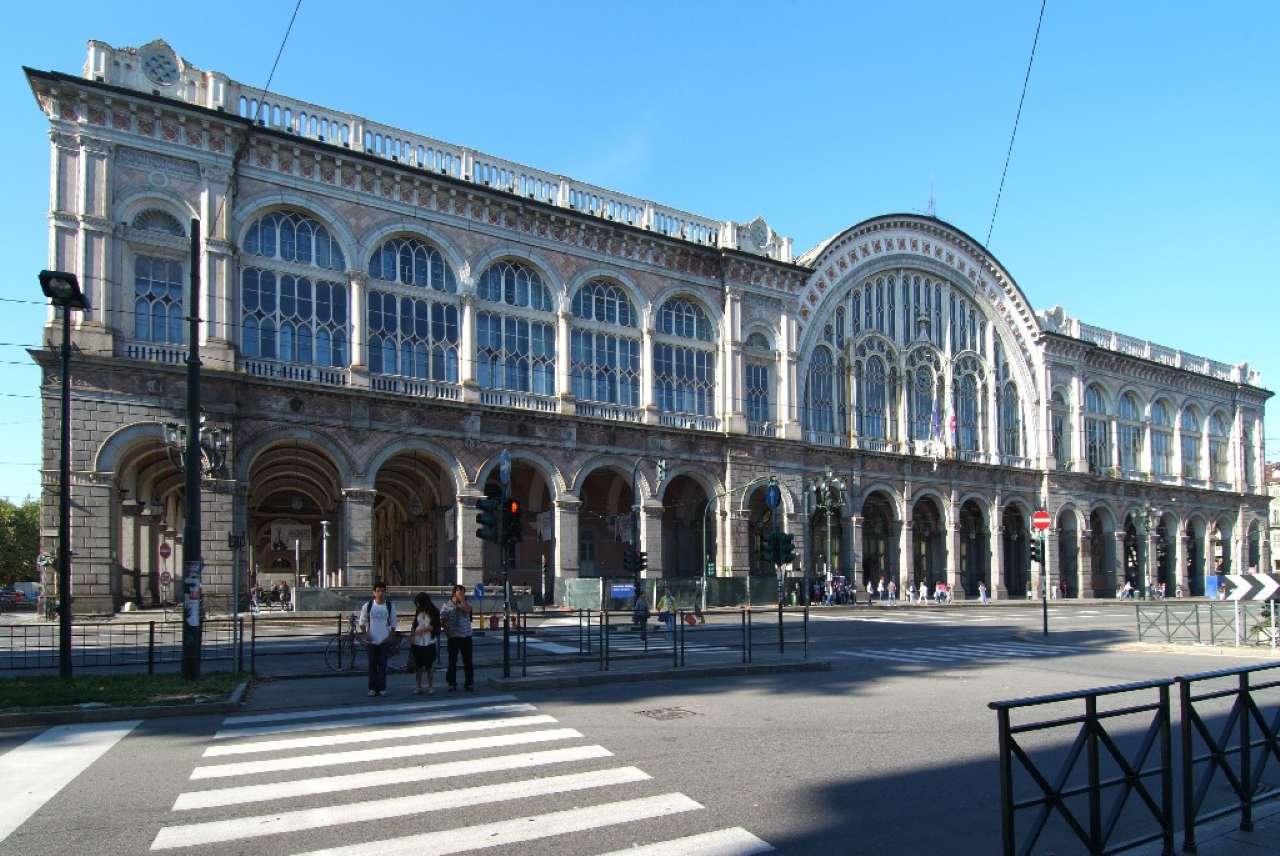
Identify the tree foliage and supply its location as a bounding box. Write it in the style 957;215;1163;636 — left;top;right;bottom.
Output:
0;499;40;586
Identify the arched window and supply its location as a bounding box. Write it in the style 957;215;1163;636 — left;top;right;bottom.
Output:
1209;411;1230;483
653;298;716;418
955;354;984;456
366;238;460;383
367;237;457;292
906;348;940;442
1117;392;1143;475
1151;400;1173;477
1244;413;1258;490
1181;407;1202;479
1085;385;1110;473
570;281;639;407
133;256;184;344
1050;389;1070;469
805;347;835;441
852;274;898;340
999;382;1022;458
132;209;185;236
744;332;772;427
241;209;348;367
475;261;556;396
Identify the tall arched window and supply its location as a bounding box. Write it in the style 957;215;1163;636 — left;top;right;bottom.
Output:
805;347;835;441
569;280;640;407
653;297;716;419
1050;389;1070;469
1117;392;1143;475
131;210;186;345
906;348;940;442
241;209;349;367
1151;400;1174;477
475;261;556;395
1085;385;1110;473
367;237;459;383
1209;411;1230;483
1181;407;1202;479
855;336;896;444
1244;413;1258;490
744;332;772;428
954;354;984;456
995;341;1020;459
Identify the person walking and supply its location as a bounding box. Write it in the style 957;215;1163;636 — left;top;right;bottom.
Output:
632;589;651;643
441;584;475;692
656;588;676;636
358;580;397;697
978;580;990;604
410;592;441;695
888;579;897;604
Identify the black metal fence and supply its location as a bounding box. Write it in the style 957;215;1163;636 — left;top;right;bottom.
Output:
991;660;1280;855
0;619;242;674
1136;602;1279;647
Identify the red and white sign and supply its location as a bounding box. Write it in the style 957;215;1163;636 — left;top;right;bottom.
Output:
1032;509;1052;531
159;543;172;560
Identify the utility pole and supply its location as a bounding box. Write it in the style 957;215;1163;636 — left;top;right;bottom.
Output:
181;218;204;680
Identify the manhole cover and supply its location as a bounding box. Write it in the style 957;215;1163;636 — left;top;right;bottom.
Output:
635;707;700;721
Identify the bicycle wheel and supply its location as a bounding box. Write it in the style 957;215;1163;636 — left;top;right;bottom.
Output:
324;635;345;672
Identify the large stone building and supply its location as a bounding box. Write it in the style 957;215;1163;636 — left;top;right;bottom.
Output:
25;39;1272;614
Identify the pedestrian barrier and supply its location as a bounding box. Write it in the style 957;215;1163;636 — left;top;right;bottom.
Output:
1136;602;1278;648
0;618;240;675
991;660;1280;855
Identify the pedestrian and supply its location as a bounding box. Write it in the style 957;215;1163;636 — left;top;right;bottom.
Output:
440;584;475;692
978;580;989;604
410;591;440;695
905;580;914;604
657;588;676;636
888;579;897;604
358;579;397;697
632;589;650;642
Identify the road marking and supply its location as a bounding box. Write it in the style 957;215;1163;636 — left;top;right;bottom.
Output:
205;713;556;756
594;827;775;855
522;638;581;654
289;792;704;856
215;701;536;741
190;727;582;779
0;720;139;844
218;693;517;730
174;744;614;810
153;766;651;849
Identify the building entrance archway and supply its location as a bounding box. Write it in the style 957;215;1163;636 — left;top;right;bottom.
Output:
1003;506;1030;598
861;492;896;589
1057;511;1079;598
480;461;553;595
372;452;453;587
958;500;988;597
662;475;713;578
913;497;945;589
577;468;634;578
247;441;343;593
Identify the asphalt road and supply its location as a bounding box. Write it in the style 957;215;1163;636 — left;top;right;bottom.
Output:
0;604;1272;855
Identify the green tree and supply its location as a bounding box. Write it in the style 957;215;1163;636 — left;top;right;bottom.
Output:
0;499;40;586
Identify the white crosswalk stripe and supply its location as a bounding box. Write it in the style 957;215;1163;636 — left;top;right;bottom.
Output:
157;694;773;854
834;640;1089;665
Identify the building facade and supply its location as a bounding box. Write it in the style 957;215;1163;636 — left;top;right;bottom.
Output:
26;40;1273;614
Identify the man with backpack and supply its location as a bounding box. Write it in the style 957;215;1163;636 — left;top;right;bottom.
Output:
358;579;397;697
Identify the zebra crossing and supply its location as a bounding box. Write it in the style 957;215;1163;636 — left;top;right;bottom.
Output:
150;693;773;855
834;640;1091;666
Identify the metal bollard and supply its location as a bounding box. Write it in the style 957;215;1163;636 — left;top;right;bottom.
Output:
741;609;747;664
803;605;809;660
673;610;680;669
237;616;245;674
778;603;784;655
147;621;155;675
250;613;257;676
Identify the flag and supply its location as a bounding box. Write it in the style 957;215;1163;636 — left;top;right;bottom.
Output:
930;392;942;442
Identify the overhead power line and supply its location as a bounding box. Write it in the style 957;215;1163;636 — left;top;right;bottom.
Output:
986;0;1047;247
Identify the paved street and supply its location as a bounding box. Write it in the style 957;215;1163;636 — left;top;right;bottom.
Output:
1;604;1274;855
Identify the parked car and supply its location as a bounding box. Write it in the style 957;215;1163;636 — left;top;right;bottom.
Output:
12;581;40;602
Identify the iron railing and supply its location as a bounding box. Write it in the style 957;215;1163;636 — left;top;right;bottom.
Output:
0;619;241;674
1137;602;1278;648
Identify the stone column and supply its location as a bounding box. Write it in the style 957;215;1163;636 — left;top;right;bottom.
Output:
640;326;659;425
778;312;801;440
68;473;114;614
455;493;484;588
348;271;368;377
342;488;377;589
1113;531;1127;596
948;523;964;597
728;508;751;575
1145;529;1160;597
78;138;113;342
641;500;664;578
554;496;581;583
199;478;236;597
838;514;854;578
1073;529;1091;598
900;520;915;593
1044;530;1058;599
556;309;575;415
460;294;480;403
724;289;746;433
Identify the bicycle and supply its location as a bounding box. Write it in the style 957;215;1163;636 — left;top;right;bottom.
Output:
325;613;367;672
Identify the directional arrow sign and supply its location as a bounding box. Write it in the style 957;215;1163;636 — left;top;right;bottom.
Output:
1225;575;1252;601
1223;574;1280;601
1255;574;1280;601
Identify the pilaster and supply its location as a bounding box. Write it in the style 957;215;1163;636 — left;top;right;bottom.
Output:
342;487;377;589
554;495;581;582
1079;529;1095;598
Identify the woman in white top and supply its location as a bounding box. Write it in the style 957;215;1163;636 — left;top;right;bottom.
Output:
411;592;441;695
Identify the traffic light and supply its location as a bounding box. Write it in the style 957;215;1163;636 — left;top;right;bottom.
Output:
623;545;648;575
759;531;778;566
1030;538;1044;565
502;498;523;545
778;532;796;566
476;490;501;543
635;549;647;575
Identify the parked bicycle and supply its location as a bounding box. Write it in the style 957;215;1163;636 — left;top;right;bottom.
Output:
325;613;366;672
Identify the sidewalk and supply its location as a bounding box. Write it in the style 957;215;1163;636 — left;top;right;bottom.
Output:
1131;799;1280;855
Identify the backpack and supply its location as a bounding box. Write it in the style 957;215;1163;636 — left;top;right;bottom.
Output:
365;599;396;635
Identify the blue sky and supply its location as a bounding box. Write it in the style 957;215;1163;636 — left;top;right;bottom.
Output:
0;0;1275;501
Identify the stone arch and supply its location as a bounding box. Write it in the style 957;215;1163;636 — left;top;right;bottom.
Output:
357;220;468;284
911;488;952;529
232;191;360;266
569;455;655;502
473;449;565;500
656;464;723;505
95;422;168;474
742;322;780;349
859;483;904;521
565;267;647;324
1056;504;1082;597
115;189;200;229
234;427;357;486
467;244;566;308
360;437;464;494
649;285;724;335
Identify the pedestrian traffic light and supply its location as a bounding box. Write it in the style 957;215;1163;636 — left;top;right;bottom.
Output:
759;531;777;566
623;546;648;575
476;490;501;543
635;549;647;574
778;532;796;566
1030;538;1044;565
502;498;523;545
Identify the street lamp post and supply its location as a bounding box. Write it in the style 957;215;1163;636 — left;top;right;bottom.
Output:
810;469;847;606
38;270;87;679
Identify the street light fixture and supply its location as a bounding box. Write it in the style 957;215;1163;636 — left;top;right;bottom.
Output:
810;468;846;606
38;270;86;679
163;415;229;476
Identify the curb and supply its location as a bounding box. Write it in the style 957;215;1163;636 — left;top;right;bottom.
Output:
0;677;252;728
1011;628;1280;659
486;659;832;691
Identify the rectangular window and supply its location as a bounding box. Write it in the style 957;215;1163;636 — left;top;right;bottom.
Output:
1181;435;1200;479
1210;441;1228;482
1152;431;1172;476
1118;424;1143;474
1086;418;1110;473
745;363;770;424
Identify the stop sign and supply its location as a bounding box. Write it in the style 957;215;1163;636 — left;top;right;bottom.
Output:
1032;509;1052;531
159;543;172;560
